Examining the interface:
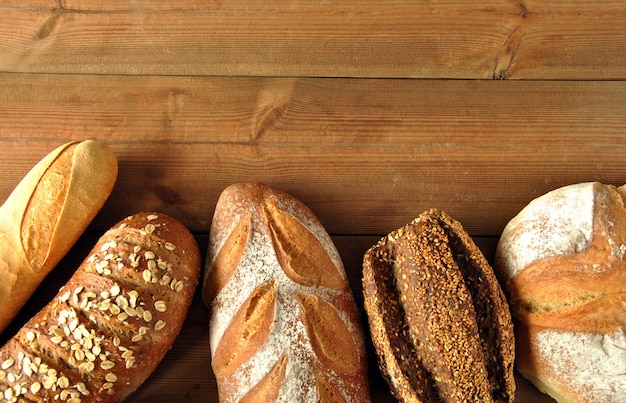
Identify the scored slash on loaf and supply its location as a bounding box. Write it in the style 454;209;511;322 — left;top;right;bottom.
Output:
494;182;626;402
0;140;118;335
0;212;201;402
202;182;370;402
362;209;515;403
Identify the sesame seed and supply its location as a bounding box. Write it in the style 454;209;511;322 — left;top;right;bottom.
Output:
60;291;71;303
57;375;70;388
154;301;167;312
30;382;41;394
51;336;64;344
77;382;89;395
148;259;157;271
115;295;129;309
129;291;139;307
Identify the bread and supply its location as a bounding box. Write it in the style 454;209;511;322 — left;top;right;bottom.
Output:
202;182;369;402
0;212;201;402
494;182;626;402
0;140;118;334
363;209;515;402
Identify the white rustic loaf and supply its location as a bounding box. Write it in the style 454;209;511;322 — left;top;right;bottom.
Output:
202;182;370;402
0;140;118;335
494;182;626;402
0;212;201;402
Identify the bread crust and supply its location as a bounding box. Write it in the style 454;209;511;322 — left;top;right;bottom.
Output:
0;140;118;334
203;182;369;402
495;182;626;402
363;209;515;402
0;212;201;402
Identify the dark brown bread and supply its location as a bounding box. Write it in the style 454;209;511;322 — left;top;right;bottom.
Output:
363;209;515;403
203;182;369;402
0;212;201;402
0;140;118;335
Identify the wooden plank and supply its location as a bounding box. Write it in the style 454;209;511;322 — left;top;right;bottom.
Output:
0;1;625;79
1;74;625;235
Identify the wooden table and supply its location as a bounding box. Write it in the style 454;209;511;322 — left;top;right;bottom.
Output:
1;1;625;401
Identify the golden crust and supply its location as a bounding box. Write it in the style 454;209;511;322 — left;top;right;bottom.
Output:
0;212;201;401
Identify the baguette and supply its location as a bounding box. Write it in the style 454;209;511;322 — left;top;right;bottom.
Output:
0;212;201;402
203;182;370;402
0;140;118;334
363;209;515;402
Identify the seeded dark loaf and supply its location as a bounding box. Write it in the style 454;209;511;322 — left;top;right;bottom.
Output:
362;209;515;402
0;140;118;335
203;182;370;402
0;212;201;402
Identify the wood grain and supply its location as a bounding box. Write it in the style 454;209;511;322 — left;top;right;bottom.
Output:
1;1;625;79
0;0;622;400
1;74;625;236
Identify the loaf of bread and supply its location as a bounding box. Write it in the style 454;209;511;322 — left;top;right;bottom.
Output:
363;209;515;402
494;182;626;402
0;140;118;334
202;182;369;402
0;212;201;402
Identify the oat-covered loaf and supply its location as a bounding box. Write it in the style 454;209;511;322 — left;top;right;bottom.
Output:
0;140;118;335
363;209;515;402
202;182;369;402
495;182;626;402
0;212;201;402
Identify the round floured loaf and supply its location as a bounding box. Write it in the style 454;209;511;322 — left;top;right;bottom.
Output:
202;182;369;402
494;182;626;402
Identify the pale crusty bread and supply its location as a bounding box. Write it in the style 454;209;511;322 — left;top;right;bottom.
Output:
0;212;201;401
363;209;515;402
203;182;370;402
494;182;626;402
0;140;118;335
